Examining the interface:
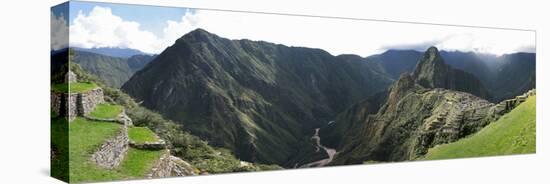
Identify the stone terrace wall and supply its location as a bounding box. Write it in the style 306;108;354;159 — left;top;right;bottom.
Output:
91;125;129;169
50;87;104;121
491;89;536;118
51;92;77;121
77;88;104;116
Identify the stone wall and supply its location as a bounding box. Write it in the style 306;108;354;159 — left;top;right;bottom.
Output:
492;89;536;118
50;87;104;121
78;88;105;116
68;93;78;121
91;125;129;169
51;92;77;121
50;92;62;117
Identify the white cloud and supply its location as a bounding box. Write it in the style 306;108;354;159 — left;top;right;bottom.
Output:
185;9;535;56
69;6;535;56
51;12;68;50
70;6;162;54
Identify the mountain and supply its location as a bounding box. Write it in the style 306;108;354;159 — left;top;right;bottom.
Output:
322;47;501;164
365;49;422;79
74;47;148;58
127;54;156;71
412;47;489;98
121;28;394;165
369;49;535;102
72;50;155;88
51;48;69;84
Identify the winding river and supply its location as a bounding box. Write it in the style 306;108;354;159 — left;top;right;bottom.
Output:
299;128;337;168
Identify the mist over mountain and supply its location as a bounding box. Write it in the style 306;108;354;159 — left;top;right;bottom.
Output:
369;49;535;102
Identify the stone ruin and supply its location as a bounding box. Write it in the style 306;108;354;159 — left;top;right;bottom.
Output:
51;70;104;121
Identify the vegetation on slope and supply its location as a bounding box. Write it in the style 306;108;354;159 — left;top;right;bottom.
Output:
121;28;394;165
423;95;536;160
71;49;154;88
70;62;281;174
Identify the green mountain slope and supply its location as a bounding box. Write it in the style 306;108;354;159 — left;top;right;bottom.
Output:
67;63;281;176
423;95;536;160
122;28;394;165
325;47;500;164
72;50;154;88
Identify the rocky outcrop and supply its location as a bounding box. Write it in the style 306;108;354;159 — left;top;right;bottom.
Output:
147;151;197;178
65;70;77;83
412;47;489;99
91;125;129;169
330;78;496;164
129;139;166;150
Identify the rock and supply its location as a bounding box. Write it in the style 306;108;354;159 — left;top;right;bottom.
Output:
129;139;166;150
91;125;129;169
65;70;77;83
148;151;197;178
412;46;490;99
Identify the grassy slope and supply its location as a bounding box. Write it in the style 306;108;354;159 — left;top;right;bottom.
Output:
423;95;536;160
69;62;282;174
69;118;162;183
51;82;98;93
51;118;69;182
89;103;123;119
128;127;159;144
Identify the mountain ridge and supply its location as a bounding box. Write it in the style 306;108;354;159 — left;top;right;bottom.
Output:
122;28;394;165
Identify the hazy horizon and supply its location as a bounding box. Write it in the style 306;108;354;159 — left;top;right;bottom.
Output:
51;1;536;57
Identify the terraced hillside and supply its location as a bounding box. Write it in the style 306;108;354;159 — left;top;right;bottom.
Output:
51;64;281;183
423;95;536;160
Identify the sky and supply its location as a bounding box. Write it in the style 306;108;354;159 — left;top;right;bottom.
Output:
51;1;536;56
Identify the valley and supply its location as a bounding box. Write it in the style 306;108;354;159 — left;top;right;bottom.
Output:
60;28;536;173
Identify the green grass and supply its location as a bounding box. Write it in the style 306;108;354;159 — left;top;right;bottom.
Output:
51;118;69;182
128;127;159;144
423;95;536;160
118;148;164;176
68;118;163;183
69;118;123;182
89;103;123;119
51;82;98;93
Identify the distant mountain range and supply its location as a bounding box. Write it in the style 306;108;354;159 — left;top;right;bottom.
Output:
69;28;535;167
73;47;149;58
72;50;155;88
372;49;535;102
